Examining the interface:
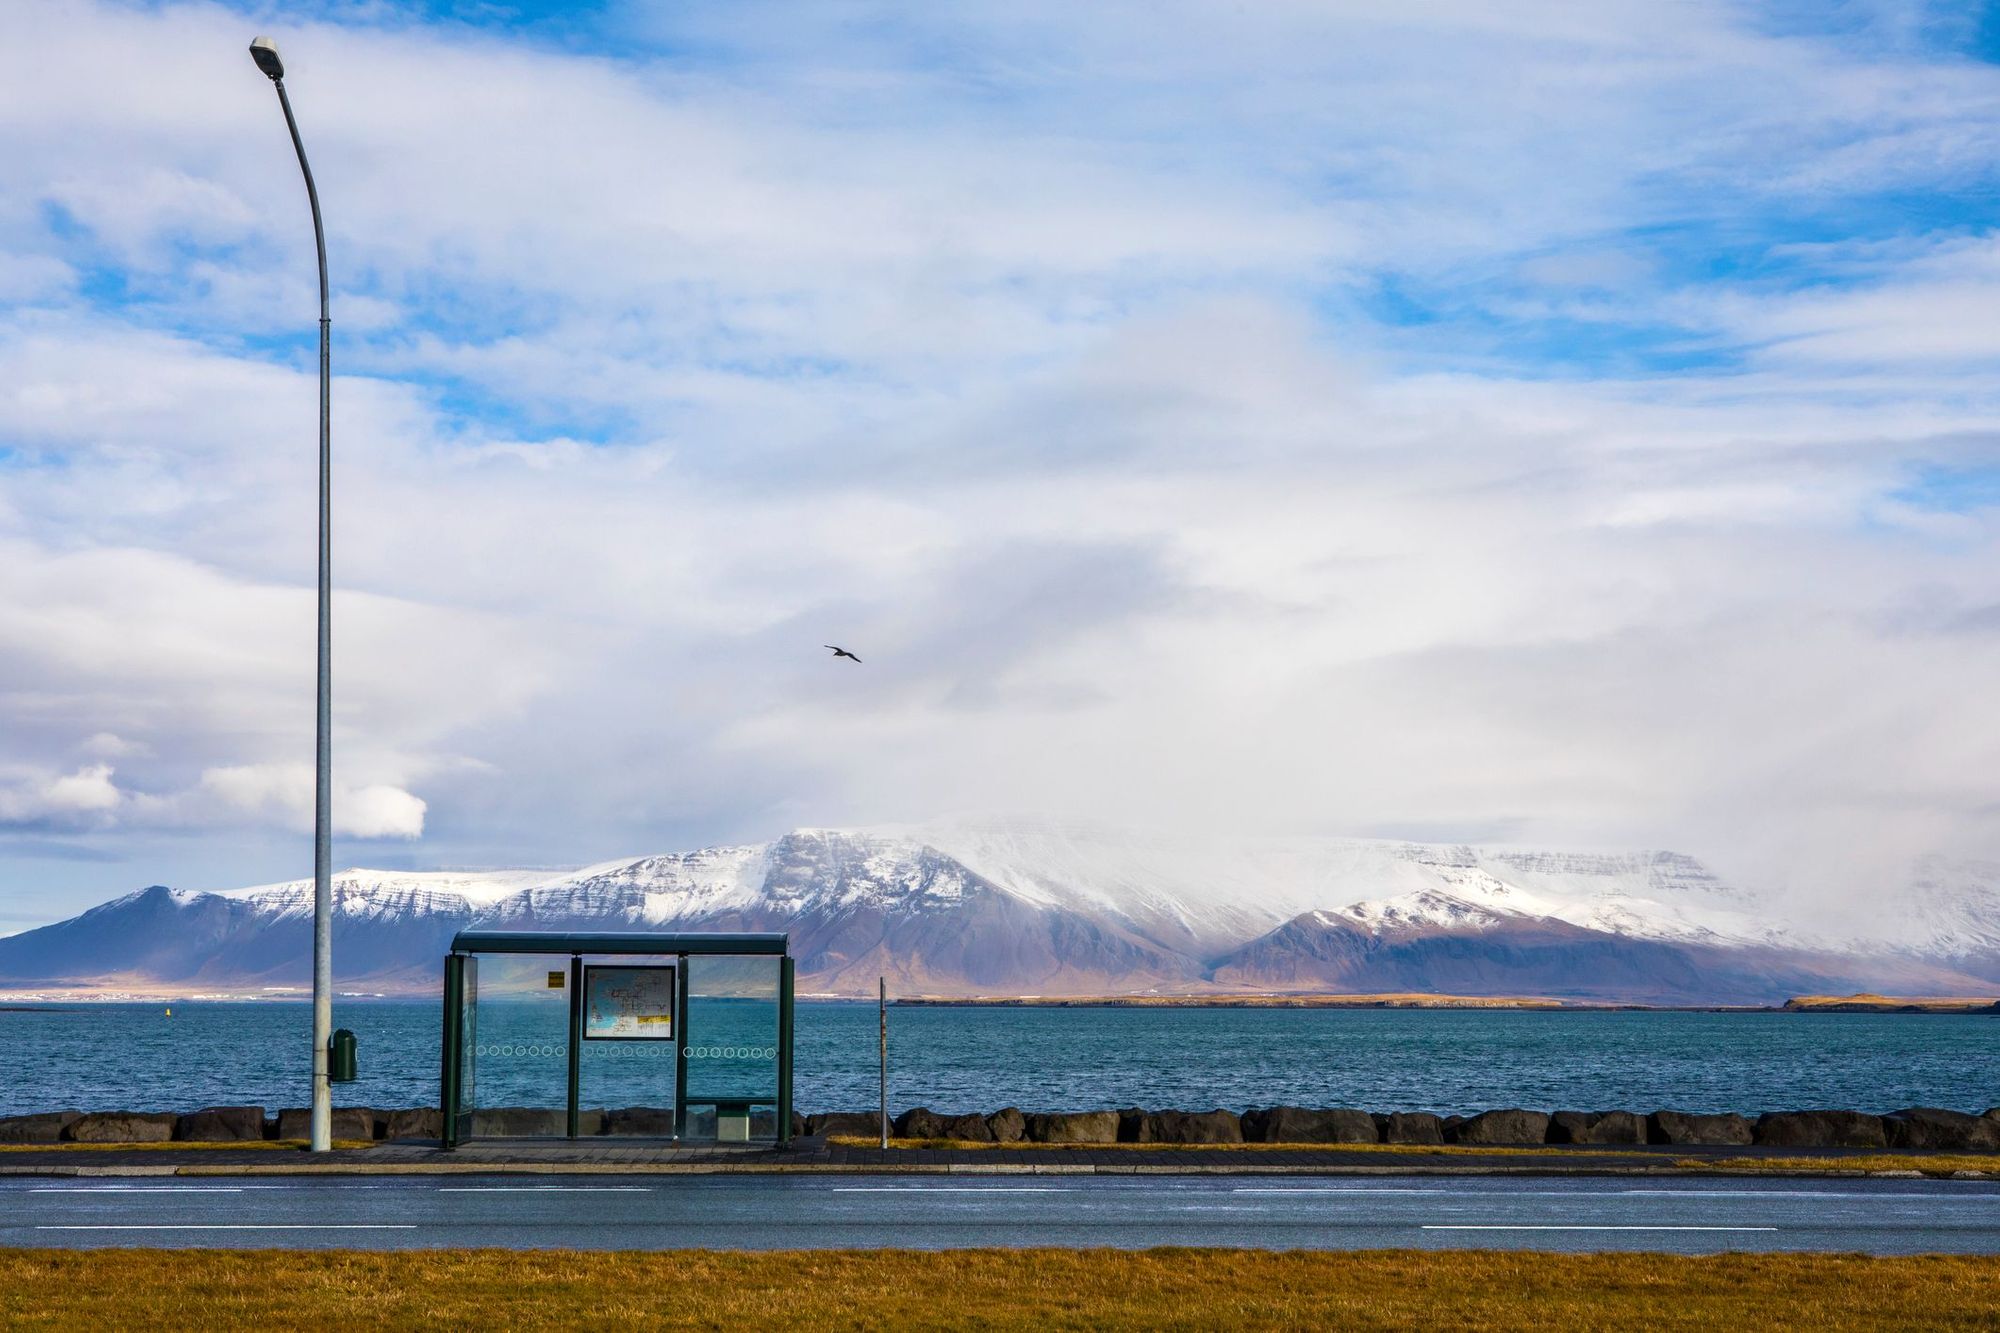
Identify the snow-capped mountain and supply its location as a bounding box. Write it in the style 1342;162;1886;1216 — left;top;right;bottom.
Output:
1887;856;2000;978
910;821;1788;952
2;821;1996;1002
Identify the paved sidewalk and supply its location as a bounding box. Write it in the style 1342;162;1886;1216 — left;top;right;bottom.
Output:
2;1138;1991;1178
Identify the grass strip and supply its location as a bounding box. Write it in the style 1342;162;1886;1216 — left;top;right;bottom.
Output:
1;1248;1995;1331
1680;1154;1998;1176
829;1135;1568;1156
0;1140;376;1154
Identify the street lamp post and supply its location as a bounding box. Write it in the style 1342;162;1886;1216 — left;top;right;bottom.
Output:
249;35;334;1154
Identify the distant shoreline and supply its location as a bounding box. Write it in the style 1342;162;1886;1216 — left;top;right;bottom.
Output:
895;993;2000;1014
900;994;1589;1010
3;991;1994;1014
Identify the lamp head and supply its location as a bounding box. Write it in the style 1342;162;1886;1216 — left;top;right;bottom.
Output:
249;37;285;81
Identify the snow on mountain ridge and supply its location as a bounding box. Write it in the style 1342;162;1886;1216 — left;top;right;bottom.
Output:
10;823;2000;1000
515;844;772;926
158;823;1999;963
895;819;1789;951
1334;888;1512;933
215;868;561;920
1870;856;2000;958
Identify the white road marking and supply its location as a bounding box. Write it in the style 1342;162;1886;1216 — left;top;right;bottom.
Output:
36;1225;417;1231
437;1187;651;1193
30;1187;247;1193
1423;1225;1780;1232
1233;1188;1454;1195
832;1187;1076;1193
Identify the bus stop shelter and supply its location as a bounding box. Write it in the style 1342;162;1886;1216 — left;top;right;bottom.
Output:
441;930;793;1149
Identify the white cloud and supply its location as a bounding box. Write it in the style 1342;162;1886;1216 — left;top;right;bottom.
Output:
79;733;147;760
0;758;425;840
155;764;426;840
0;765;122;831
1;0;1999;925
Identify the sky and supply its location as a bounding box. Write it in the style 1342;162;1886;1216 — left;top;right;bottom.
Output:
3;0;2000;934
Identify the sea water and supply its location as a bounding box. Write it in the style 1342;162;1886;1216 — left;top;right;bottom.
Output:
1;1002;1995;1118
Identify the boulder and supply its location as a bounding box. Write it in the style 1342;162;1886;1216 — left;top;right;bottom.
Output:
1447;1109;1550;1146
483;1106;589;1138
1883;1107;2000;1152
805;1111;881;1139
1137;1109;1244;1145
1547;1110;1646;1146
603;1106;676;1137
277;1106;378;1142
1243;1106;1378;1144
465;1106;553;1139
939;1112;994;1143
384;1107;444;1141
468;1106;605;1138
1025;1110;1120;1144
893;1107;951;1140
790;1111;808;1139
1647;1110;1754;1146
0;1111;80;1144
1754;1110;1887;1149
1377;1112;1445;1145
173;1106;266;1142
66;1111;177;1143
986;1107;1027;1143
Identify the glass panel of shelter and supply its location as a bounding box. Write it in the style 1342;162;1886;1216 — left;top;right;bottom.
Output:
457;952;571;1137
576;952;681;1137
452;955;476;1141
681;954;783;1142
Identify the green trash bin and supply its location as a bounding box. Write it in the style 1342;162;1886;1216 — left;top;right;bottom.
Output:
329;1028;358;1083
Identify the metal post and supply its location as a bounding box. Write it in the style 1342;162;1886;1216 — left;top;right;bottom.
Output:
566;955;584;1139
878;976;888;1148
253;40;335;1156
674;953;690;1140
777;956;794;1144
440;954;461;1150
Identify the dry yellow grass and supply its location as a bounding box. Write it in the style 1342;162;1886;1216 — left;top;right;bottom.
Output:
1;1248;1995;1331
829;1134;1567;1156
0;1140;375;1154
1785;993;1998;1012
1683;1154;1998;1176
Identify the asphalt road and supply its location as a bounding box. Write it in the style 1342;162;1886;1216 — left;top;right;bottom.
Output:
3;1174;1995;1254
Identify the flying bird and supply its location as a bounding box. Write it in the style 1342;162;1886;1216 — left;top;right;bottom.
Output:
825;645;862;663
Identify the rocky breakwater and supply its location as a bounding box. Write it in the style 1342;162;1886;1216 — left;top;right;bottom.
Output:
7;1102;1999;1150
0;1105;445;1144
834;1103;2000;1150
0;1104;769;1143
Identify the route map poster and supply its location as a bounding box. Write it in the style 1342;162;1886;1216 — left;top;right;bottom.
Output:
582;965;677;1040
